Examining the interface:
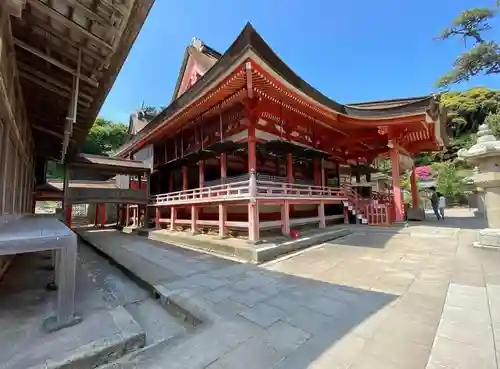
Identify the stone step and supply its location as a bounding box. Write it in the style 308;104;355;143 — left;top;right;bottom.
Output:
78;243;188;347
4;305;145;369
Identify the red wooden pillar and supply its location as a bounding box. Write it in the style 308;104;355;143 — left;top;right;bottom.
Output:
155;207;161;229
100;203;106;228
182;166;188;191
219;152;227;238
390;147;404;222
170;207;177;231
286;153;294;216
410;166;419;209
65;205;72;228
247;114;259;242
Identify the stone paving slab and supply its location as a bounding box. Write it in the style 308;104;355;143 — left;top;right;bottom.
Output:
426;283;497;369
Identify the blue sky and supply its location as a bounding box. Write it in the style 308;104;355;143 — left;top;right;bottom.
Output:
99;0;500;124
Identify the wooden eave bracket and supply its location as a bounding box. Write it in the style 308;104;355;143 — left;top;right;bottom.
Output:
6;0;26;18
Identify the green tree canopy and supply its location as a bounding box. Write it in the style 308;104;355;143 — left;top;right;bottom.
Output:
441;87;500;137
414;87;499;166
437;4;500;87
81;118;128;156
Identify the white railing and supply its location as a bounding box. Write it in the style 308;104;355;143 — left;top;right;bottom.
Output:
152;180;251;205
255;181;346;198
150;179;348;205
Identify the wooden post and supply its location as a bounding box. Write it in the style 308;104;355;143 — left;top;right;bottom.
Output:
219;152;227;238
286;153;294;215
191;205;198;234
321;159;326;187
100;203;106;228
390;147;404;222
318;201;326;228
281;200;290;236
125;204;129;227
313;158;320;185
220;152;227;182
182;166;188;191
248;202;259;243
343;205;350;224
199;160;205;187
62;164;71;226
94;204;99;227
66;205;72;228
170;207;176;231
248;170;259;242
218;203;227;238
155;207;161;229
144;172;151;228
410;165;419;209
286;153;293;183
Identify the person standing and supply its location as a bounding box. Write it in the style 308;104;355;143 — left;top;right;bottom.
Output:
438;192;446;220
429;187;441;220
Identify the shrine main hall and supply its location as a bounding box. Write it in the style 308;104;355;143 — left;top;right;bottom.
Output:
114;23;447;242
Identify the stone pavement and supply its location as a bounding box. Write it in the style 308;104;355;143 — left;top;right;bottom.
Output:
77;208;500;369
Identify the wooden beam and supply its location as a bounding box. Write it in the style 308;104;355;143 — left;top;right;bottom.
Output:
32;125;76;141
19;71;92;109
26;0;114;51
25;16;107;65
17;62;93;102
65;0;113;27
333;131;384;148
13;38;99;88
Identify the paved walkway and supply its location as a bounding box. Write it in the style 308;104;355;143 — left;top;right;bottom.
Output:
78;208;500;369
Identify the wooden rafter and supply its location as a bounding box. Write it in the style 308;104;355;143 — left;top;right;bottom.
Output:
19;71;91;109
17;62;93;102
13;38;99;87
27;0;114;51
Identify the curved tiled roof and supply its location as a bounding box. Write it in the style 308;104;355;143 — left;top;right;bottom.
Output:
115;23;441;157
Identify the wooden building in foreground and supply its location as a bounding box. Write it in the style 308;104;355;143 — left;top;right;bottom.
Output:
114;23;447;242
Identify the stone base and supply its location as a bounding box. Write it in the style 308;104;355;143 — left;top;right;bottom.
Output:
473;229;500;250
42;314;82;332
406;207;425;221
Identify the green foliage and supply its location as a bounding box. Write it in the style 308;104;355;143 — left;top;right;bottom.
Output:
437;5;499;87
414;87;499;166
441;87;500;137
432;162;464;200
486;112;500;137
46;160;65;179
81;118;128;156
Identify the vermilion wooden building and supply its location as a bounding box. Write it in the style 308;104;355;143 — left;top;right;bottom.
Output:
115;24;447;242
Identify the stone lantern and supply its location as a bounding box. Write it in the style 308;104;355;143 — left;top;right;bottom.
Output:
458;123;500;248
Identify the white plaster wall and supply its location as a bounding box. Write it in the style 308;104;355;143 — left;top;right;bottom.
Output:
133;144;154;167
